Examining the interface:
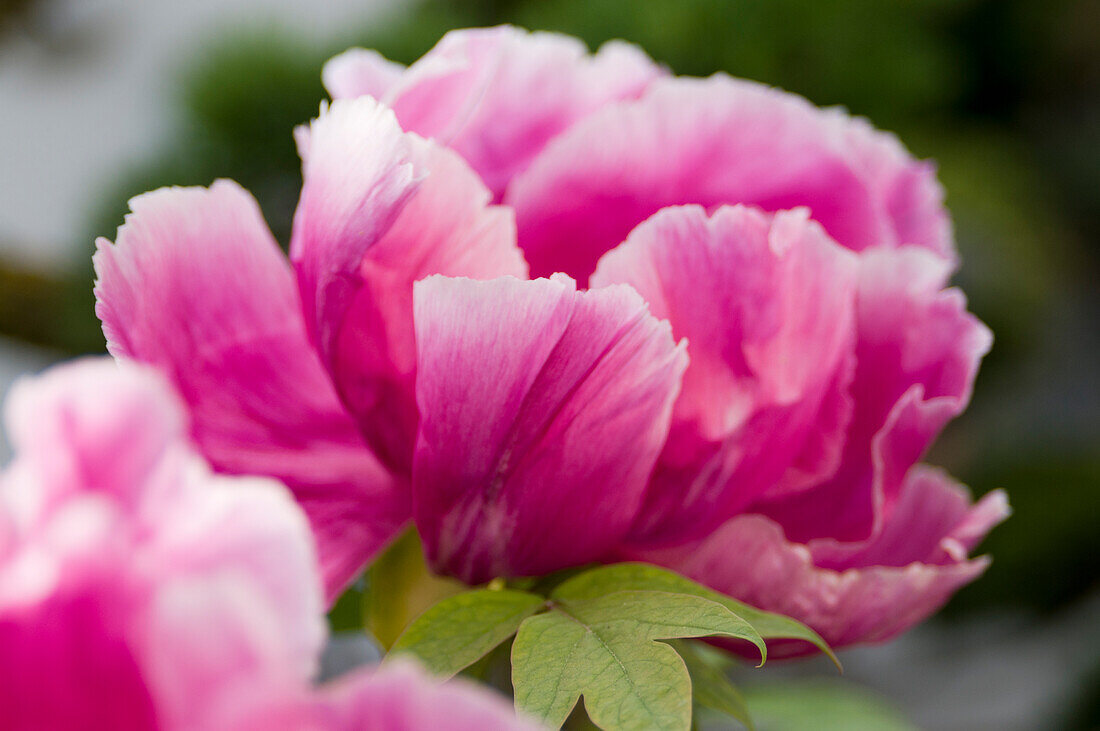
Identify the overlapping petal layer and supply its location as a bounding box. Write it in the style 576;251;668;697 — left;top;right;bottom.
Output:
631;467;1008;655
324;25;664;197
592;205;858;544
94;181;405;599
755;246;992;547
295;98;526;472
510;74;952;283
412;275;687;583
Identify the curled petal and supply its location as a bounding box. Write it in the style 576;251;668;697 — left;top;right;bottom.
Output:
292;98;526;473
631;467;1008;654
325;25;664;197
290;97;421;362
94;182;406;600
592;205;858;544
412;275;686;583
510;74;953;283
756;246;992;546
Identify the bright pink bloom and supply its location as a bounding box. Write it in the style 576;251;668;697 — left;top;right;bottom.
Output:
95;26;1006;652
0;359;540;729
324;26;663;198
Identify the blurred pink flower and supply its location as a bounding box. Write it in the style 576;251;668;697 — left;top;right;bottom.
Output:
0;359;538;730
95;26;1007;652
238;660;542;731
0;359;321;729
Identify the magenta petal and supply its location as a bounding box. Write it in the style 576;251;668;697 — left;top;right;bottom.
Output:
324;25;664;197
412;275;687;583
0;590;159;730
593;205;858;544
756;246;992;546
510;74;953;283
329;138;527;473
94;181;406;600
631;467;1006;653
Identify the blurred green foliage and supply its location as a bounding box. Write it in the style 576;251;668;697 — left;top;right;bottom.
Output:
1;0;1096;628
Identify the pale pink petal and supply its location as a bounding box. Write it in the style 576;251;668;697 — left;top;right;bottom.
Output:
134;474;326;730
319;661;543;730
631;467;1006;654
509;74;953;283
592;205;858;544
412;275;686;583
322;48;405;100
325;26;664;197
328;138;526;473
94;181;406;600
755;246;992;547
226;660;542;730
3;359;186;513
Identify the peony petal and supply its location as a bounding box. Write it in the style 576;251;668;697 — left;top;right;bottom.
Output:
0;590;159;730
755;246;992;547
226;660;542;730
592;205;858;544
94;181;406;600
3;359;187;513
318;660;543;730
133;474;325;729
631;467;1005;654
322;48;405;101
290;97;421;364
327;138;527;473
412;274;686;584
509;74;953;284
325;26;664;198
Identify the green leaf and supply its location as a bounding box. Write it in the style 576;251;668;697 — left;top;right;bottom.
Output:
668;640;753;730
363;529;466;649
554;563;840;670
511;590;766;731
743;679;916;730
388;589;545;678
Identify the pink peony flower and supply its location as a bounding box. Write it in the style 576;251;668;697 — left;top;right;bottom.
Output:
0;359;539;729
95;26;1007;652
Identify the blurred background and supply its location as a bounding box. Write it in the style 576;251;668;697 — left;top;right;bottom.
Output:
1;0;1096;728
